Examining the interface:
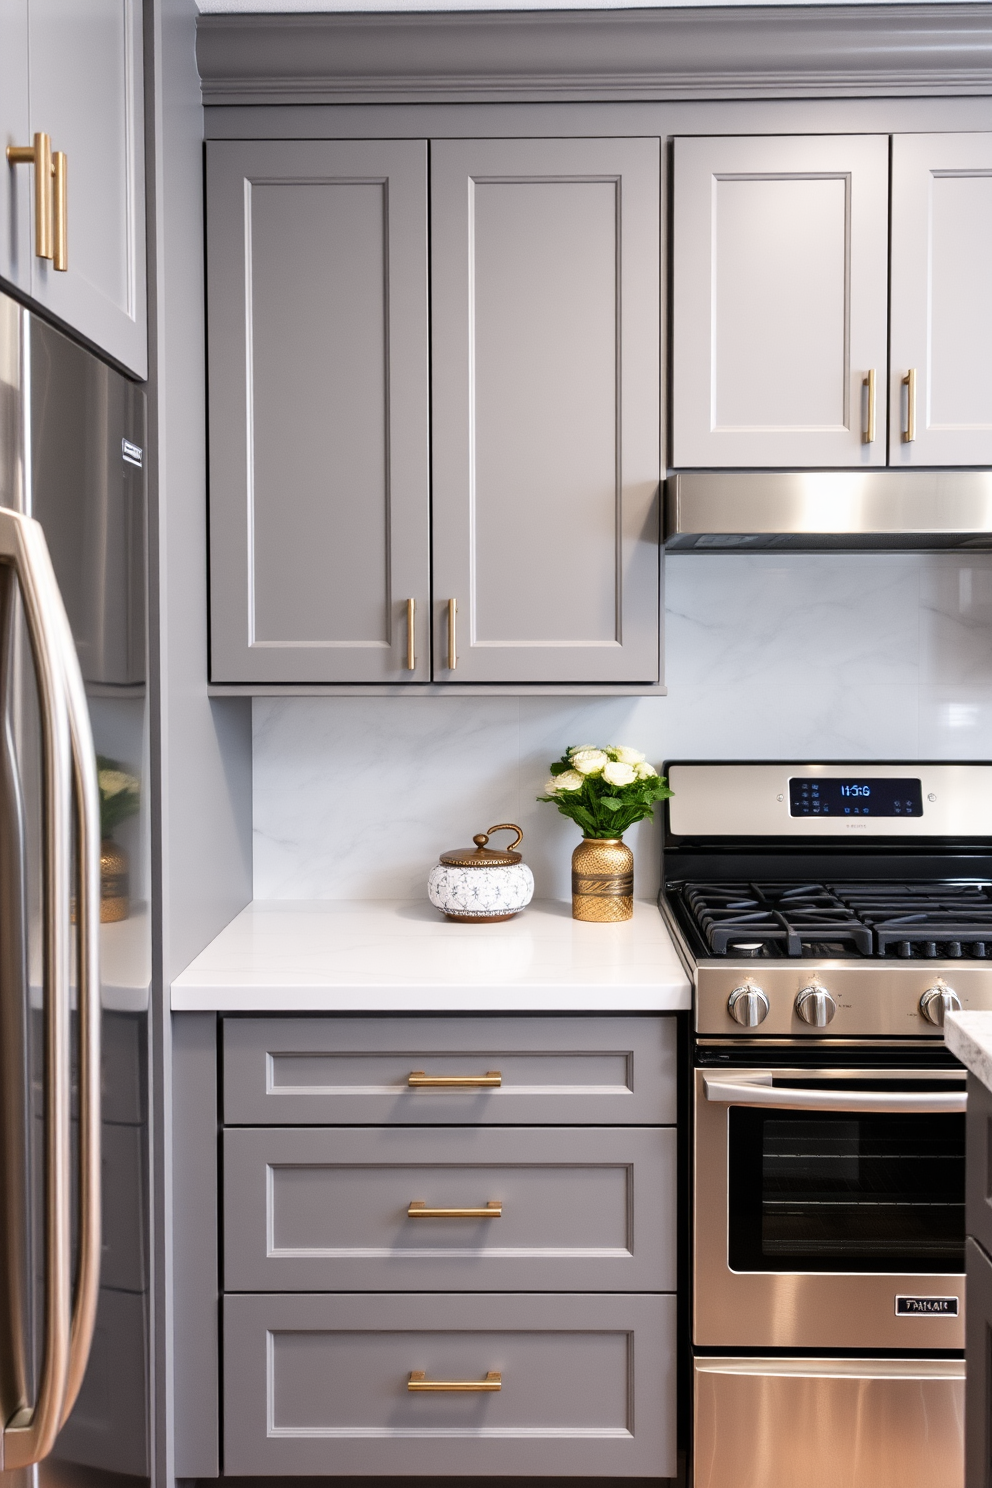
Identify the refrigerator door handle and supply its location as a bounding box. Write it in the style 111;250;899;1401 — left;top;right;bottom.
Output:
0;511;87;1468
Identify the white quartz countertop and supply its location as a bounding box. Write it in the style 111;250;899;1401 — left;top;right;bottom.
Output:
945;1010;992;1091
170;898;691;1012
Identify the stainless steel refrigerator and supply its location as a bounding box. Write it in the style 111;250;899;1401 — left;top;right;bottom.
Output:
0;287;150;1488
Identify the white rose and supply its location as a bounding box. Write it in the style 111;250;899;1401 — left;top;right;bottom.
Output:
602;760;637;788
608;745;645;766
543;778;562;794
554;769;585;792
568;745;596;756
571;748;609;775
635;761;658;779
99;769;135;797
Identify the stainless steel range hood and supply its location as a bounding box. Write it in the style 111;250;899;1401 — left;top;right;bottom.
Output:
665;471;992;551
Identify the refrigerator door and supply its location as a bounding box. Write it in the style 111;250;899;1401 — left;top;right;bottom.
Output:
0;290;150;1487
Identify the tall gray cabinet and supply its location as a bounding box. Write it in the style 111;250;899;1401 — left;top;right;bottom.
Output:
206;136;662;688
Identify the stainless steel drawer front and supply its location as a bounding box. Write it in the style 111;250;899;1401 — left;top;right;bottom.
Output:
223;1125;675;1292
223;1016;676;1125
224;1292;675;1478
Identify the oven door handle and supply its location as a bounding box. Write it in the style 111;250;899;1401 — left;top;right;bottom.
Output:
702;1074;967;1113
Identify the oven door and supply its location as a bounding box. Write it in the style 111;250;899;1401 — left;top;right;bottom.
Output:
694;1067;967;1348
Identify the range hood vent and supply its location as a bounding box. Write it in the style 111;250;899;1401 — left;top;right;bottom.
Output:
665;471;992;551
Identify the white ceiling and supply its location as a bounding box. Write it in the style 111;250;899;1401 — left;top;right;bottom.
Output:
197;0;971;11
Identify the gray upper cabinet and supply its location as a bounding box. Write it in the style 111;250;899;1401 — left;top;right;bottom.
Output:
430;138;661;685
2;1;146;377
207;139;431;685
206;135;661;688
673;134;890;469
889;133;992;466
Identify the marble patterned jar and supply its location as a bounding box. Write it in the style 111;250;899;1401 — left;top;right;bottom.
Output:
428;824;535;923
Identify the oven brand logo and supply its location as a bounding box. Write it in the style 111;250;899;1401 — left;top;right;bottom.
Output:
895;1295;959;1316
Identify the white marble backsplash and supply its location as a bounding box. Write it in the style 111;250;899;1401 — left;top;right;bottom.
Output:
253;550;992;902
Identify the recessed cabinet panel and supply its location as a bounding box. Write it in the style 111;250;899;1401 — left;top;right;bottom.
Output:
207;140;430;683
673;134;889;468
26;0;146;376
430;138;660;683
890;133;992;466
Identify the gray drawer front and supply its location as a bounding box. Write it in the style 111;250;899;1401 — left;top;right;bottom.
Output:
967;1073;992;1260
223;1015;676;1125
223;1291;675;1477
223;1125;675;1292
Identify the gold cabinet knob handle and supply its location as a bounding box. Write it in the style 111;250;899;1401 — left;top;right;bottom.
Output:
862;368;876;444
408;1200;502;1218
902;367;917;443
407;1070;501;1088
447;597;457;670
405;597;416;671
52;151;67;271
7;133;54;261
408;1371;501;1392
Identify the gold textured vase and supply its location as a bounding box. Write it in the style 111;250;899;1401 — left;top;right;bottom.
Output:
571;837;634;922
100;839;129;923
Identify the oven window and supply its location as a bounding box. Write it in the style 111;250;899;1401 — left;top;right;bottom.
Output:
727;1105;965;1273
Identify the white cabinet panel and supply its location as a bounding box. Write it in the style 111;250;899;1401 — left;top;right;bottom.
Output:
26;0;146;376
673;134;889;469
0;1;30;291
890;133;992;466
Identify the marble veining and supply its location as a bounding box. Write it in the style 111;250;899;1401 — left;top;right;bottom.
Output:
254;551;992;902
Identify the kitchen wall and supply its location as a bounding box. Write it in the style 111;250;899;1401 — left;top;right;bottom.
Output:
254;549;992;902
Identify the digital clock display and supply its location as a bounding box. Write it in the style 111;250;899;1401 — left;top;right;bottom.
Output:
789;777;924;818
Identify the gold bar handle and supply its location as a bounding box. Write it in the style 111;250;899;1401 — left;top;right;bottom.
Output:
408;1371;501;1393
6;133;54;260
862;368;876;445
408;1200;502;1219
405;598;415;671
408;1070;501;1088
447;597;457;670
903;368;916;443
52;152;67;272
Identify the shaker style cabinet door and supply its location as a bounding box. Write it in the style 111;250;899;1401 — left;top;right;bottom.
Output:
430;138;661;684
672;134;889;468
207;140;430;684
0;1;30;292
890;133;992;466
25;0;146;377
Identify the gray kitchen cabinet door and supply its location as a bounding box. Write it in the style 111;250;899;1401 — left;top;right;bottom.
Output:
223;1124;676;1293
0;1;30;291
207;139;430;684
26;0;146;377
430;138;661;685
223;1291;676;1477
890;133;992;466
222;1014;677;1126
673;135;889;468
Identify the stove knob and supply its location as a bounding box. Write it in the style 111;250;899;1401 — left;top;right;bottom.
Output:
796;984;837;1027
919;983;962;1027
728;984;770;1027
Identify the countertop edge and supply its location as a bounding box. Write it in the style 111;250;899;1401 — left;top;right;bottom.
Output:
945;1009;992;1091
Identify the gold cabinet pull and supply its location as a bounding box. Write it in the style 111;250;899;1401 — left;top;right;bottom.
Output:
7;133;54;260
862;368;876;444
447;597;457;670
408;1070;501;1088
52;152;67;271
408;1371;501;1393
408;1200;502;1219
406;598;416;671
903;367;916;443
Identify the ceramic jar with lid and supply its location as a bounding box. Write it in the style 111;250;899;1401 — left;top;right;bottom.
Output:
428;824;535;922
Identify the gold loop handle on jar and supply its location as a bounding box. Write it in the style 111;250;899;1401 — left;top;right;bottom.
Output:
478;823;523;852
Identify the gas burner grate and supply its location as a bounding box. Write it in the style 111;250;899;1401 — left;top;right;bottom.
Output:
678;880;992;959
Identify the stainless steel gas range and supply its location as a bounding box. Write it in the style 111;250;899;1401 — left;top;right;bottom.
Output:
659;762;992;1488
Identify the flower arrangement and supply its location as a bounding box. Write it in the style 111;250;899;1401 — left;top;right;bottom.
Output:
97;756;140;840
537;745;672;839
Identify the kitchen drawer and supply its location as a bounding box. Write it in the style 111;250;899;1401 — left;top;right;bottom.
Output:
222;1015;676;1126
223;1291;675;1477
223;1125;675;1292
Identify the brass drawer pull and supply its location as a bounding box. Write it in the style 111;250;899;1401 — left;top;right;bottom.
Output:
862;368;876;444
408;1371;501;1393
407;1070;501;1088
903;367;917;442
447;597;457;670
406;597;415;671
408;1200;502;1219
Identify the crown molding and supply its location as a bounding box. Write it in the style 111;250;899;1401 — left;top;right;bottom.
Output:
196;4;992;105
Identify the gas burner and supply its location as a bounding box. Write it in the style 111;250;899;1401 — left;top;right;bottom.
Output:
677;880;992;959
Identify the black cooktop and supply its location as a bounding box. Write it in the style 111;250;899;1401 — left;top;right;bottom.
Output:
670;879;992;959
